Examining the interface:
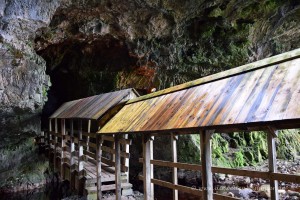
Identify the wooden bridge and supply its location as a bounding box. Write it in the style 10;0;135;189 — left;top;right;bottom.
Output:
43;122;132;199
98;49;300;200
44;89;138;199
42;49;300;200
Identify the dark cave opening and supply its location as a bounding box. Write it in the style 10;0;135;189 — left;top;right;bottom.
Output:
36;36;138;129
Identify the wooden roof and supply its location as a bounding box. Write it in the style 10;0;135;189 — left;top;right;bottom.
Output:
99;49;300;134
50;88;139;120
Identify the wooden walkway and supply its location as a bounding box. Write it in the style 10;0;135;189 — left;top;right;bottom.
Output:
42;118;133;200
61;149;131;195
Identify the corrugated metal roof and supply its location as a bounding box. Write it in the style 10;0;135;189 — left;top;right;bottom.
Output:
50;88;139;120
99;50;300;134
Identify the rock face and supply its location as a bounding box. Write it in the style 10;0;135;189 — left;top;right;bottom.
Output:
35;0;300;118
0;0;300;192
0;0;59;191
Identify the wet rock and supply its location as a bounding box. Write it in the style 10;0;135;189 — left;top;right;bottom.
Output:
287;197;300;200
287;190;300;197
227;192;235;197
234;176;251;187
279;189;286;195
216;173;226;181
239;188;253;199
258;184;271;199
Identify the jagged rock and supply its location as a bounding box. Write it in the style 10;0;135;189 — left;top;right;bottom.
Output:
0;0;58;190
258;184;271;199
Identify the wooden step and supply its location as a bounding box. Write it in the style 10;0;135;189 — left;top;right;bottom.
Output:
86;183;132;193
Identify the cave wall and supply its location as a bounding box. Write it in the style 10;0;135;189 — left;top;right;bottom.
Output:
0;0;59;191
0;0;300;191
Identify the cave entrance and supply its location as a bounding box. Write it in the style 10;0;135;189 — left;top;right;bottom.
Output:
36;36;137;129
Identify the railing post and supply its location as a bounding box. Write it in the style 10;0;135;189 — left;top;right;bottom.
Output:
171;133;178;200
61;119;66;180
143;134;154;200
123;134;130;183
150;136;154;198
78;120;84;193
200;130;214;200
54;118;58;172
112;134;116;162
45;130;49;152
48;119;52;159
267;127;279;200
115;134;122;200
70;119;75;189
96;134;103;200
87;120;91;152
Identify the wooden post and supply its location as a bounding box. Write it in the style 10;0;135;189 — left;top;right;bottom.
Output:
150;136;154;198
143;134;153;200
171;133;178;200
54;118;58;172
61;119;66;179
124;134;130;183
96;134;103;200
87;120;91;152
70;119;75;188
78;120;84;191
48;119;52;159
115;134;121;200
45;130;48;152
267;127;279;200
112;134;116;162
200;130;214;200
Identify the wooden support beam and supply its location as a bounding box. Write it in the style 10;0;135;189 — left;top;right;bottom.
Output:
115;134;121;200
267;126;278;138
124;134;130;182
87;120;91;151
112;134;116;162
200;130;214;200
61;119;66;179
54;118;58;172
70;120;75;188
143;135;154;200
150;136;154;199
78;120;84;192
267;128;279;200
171;133;178;200
138;158;201;171
151;178;202;197
96;134;103;200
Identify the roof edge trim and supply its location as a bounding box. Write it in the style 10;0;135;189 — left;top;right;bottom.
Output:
127;48;300;105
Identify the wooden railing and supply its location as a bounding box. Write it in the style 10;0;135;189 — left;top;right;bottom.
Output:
40;118;131;200
139;129;300;200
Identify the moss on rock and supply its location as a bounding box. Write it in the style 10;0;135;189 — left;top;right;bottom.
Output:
233;150;246;167
177;130;300;168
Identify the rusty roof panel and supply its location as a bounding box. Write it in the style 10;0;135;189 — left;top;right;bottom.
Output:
99;56;300;134
50;88;139;120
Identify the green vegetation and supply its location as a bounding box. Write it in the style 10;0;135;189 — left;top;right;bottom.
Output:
178;129;300;168
178;135;200;163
